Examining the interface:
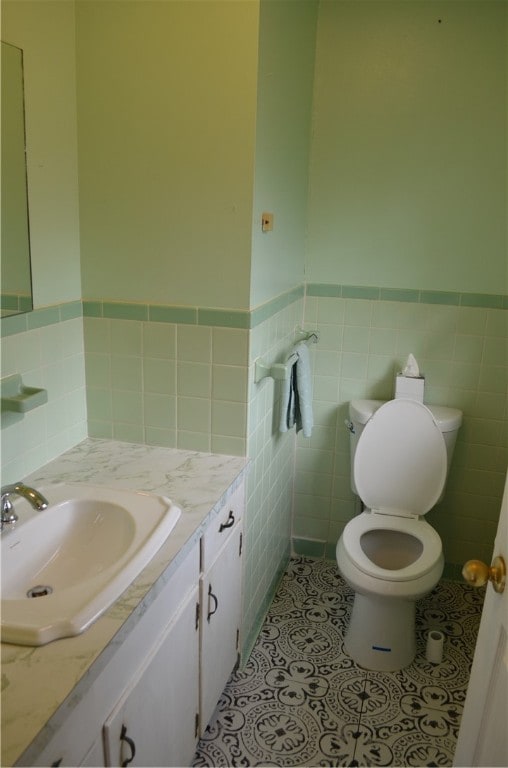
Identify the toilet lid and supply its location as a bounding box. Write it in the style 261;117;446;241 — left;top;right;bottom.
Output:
354;399;447;517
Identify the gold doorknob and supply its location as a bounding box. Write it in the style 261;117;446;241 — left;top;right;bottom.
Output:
462;556;506;594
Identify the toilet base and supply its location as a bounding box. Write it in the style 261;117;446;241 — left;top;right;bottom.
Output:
345;592;416;671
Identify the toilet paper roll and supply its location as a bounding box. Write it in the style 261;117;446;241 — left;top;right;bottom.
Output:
426;630;444;664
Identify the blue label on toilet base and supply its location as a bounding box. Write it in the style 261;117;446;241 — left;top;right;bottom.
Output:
372;645;391;653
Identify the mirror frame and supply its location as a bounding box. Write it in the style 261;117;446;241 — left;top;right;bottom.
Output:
1;40;34;317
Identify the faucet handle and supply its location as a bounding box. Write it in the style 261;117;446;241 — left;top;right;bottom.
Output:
1;497;17;524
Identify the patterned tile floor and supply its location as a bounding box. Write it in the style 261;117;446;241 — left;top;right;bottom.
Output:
192;557;484;767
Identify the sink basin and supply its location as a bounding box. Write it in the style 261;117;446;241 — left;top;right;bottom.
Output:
1;483;181;646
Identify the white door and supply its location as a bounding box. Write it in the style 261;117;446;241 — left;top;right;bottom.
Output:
453;471;508;767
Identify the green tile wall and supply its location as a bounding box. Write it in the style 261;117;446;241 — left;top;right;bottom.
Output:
242;296;304;656
0;311;87;482
1;287;506;657
85;317;249;456
296;291;507;573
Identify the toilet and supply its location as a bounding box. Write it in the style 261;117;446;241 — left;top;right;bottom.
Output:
336;397;462;671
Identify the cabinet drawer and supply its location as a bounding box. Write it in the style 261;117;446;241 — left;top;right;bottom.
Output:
201;484;244;571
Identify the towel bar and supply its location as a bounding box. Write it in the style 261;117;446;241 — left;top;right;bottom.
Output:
254;330;319;383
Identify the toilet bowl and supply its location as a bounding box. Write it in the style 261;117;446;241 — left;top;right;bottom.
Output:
337;397;462;671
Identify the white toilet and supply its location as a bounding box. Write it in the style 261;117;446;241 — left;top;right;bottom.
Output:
336;397;462;671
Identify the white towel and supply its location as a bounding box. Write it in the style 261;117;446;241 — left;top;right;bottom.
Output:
279;341;313;437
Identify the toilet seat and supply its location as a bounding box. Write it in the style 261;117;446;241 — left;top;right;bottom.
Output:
342;512;442;581
354;398;447;518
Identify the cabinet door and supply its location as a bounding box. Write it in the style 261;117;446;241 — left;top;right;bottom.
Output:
200;525;242;732
201;484;244;571
104;587;199;767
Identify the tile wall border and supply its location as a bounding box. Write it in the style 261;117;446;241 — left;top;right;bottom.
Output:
1;285;506;338
1;300;83;336
307;283;508;308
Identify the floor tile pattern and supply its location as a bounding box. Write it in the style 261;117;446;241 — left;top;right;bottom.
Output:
192;557;484;767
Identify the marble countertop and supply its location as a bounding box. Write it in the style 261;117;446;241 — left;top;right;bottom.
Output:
1;439;248;767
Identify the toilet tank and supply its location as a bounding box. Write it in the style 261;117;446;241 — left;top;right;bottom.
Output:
347;399;462;497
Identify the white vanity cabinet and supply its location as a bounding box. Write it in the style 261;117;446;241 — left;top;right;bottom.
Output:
199;484;244;734
23;482;245;768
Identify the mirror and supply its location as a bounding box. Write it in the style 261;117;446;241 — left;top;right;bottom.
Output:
1;41;33;317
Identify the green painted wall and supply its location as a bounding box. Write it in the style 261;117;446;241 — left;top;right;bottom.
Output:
307;0;507;294
5;0;504;314
76;0;259;311
250;0;318;308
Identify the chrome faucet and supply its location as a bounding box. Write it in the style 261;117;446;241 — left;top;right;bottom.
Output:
1;482;49;530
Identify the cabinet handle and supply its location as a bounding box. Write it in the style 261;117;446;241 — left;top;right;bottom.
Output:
219;510;235;532
120;724;136;767
207;584;218;622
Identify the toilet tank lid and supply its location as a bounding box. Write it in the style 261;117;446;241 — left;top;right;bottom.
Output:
349;399;385;425
427;405;462;432
349;399;462;432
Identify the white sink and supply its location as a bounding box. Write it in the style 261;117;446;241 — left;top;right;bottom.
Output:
1;483;181;646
